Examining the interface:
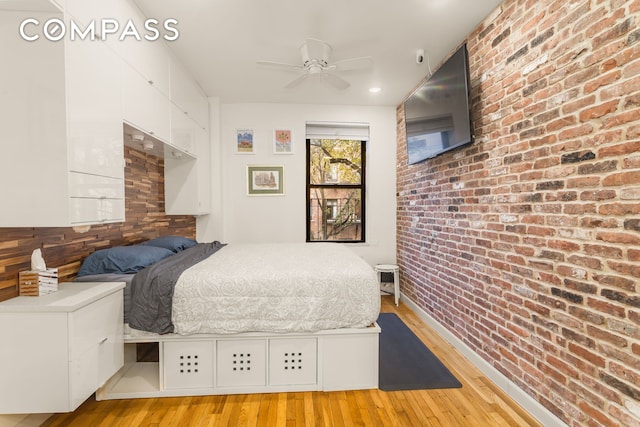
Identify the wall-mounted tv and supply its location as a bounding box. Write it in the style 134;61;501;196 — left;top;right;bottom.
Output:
403;43;472;164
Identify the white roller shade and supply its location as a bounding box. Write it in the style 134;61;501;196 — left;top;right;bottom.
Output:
305;122;370;141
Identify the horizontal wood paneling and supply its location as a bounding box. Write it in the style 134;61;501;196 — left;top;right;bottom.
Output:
0;146;196;301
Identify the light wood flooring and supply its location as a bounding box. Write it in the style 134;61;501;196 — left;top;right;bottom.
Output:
42;296;542;426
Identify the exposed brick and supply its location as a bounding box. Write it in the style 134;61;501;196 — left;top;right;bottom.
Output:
507;45;529;64
598;202;640;215
552;288;583;304
602;289;640;308
583;244;623;259
395;2;640;426
562;328;594;347
593;275;635;293
568;343;606;367
578;160;618;175
580;190;617;201
579;100;619;121
599;372;640;401
602;170;640;187
568;306;604;325
624;218;640;231
587;297;627;318
564;278;597;295
584;70;622;94
492;27;511;47
536;180;564;191
561;151;596;164
531;28;555;48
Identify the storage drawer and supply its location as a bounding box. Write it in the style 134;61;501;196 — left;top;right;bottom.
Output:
216;340;266;387
269;338;317;386
164;341;213;389
68;172;124;199
69;290;123;409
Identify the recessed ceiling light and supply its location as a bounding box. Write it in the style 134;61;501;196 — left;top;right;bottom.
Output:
369;87;382;93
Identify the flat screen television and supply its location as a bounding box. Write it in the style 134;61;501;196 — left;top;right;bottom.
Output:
403;43;472;164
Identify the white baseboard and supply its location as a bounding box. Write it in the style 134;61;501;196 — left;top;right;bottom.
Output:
400;294;568;427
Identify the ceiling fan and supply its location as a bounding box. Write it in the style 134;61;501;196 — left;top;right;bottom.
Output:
257;38;373;90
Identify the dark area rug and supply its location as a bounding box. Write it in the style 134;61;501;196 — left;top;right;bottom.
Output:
378;312;462;391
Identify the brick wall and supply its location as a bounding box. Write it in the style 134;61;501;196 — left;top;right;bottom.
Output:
396;0;640;425
0;146;196;301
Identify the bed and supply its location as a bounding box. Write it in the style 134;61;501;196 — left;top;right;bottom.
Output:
75;238;381;399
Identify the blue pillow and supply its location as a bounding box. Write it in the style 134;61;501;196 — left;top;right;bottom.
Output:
140;236;197;253
77;245;174;276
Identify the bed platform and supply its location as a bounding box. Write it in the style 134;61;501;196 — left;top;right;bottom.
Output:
78;240;382;399
97;322;380;400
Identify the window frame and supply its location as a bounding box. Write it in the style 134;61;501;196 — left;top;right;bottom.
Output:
305;138;366;243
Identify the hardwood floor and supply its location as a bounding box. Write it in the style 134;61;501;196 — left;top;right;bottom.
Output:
42;296;541;426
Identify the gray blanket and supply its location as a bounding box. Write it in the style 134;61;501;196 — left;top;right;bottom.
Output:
128;241;226;334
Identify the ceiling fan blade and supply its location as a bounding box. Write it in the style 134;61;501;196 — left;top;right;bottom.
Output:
257;60;304;70
323;73;350;90
333;56;373;71
285;73;310;89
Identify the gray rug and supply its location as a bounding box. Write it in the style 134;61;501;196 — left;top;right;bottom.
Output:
378;312;462;391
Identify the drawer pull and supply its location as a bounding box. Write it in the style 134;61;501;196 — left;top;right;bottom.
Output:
98;337;108;345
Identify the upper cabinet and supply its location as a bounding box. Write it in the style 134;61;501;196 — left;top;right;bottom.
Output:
0;5;124;227
66;33;124;178
170;57;210;131
122;62;172;144
1;0;211;225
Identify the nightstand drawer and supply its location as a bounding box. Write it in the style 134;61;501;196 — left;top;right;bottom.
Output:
70;290;122;358
69;289;124;407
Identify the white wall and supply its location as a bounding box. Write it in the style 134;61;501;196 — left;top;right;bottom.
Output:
198;102;397;266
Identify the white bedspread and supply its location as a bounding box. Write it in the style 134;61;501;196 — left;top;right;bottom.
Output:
171;243;381;334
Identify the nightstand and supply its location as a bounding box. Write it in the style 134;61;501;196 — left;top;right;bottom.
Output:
0;282;125;414
375;264;400;306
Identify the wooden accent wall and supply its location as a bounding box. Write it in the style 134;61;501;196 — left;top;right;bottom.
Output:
0;146;196;301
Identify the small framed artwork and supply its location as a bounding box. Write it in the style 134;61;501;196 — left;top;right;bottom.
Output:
236;129;255;154
247;165;284;196
273;128;293;154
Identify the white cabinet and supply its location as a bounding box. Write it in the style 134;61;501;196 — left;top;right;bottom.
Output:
0;5;124;227
165;123;211;215
122;62;172;143
65;31;124;179
170;56;209;131
170;103;196;155
0;282;125;414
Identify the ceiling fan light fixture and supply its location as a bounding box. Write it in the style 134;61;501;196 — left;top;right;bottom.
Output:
257;38;373;91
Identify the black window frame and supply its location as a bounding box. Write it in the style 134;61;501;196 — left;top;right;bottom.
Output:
305;138;366;243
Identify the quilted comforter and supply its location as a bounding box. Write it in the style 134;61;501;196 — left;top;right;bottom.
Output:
170;243;381;335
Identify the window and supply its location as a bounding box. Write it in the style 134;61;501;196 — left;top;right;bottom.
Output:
306;138;366;242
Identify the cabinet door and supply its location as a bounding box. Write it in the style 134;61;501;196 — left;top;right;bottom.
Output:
66;38;124;180
69;198;125;225
68;172;124;199
170;103;195;155
122;61;171;143
170;56;209;130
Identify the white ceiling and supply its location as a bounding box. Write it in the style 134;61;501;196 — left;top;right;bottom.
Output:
133;0;503;107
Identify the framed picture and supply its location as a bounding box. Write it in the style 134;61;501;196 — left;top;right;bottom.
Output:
247;165;284;196
273;128;293;154
236;129;255;154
